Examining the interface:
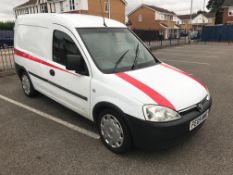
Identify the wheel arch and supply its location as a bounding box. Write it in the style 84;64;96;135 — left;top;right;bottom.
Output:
92;102;125;123
93;101;135;150
15;63;27;80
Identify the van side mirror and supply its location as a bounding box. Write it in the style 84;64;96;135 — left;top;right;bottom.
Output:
66;54;88;76
66;54;82;70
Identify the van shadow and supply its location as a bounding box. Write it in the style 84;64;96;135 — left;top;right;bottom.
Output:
34;92;98;133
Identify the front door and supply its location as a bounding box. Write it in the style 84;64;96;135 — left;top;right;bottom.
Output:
42;25;91;118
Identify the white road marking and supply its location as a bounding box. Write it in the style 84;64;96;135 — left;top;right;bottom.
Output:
0;94;100;140
160;58;209;65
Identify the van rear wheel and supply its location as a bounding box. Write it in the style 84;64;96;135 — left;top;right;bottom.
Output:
97;109;132;154
21;72;37;97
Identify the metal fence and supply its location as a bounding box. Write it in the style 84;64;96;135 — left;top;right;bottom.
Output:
144;37;190;50
132;28;192;49
0;47;15;72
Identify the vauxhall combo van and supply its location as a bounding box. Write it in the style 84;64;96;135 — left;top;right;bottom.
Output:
14;14;212;153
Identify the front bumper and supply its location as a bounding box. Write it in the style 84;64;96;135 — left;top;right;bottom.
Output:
124;98;212;148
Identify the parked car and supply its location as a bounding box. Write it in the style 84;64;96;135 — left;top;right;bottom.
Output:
190;31;201;40
14;14;212;153
180;31;188;37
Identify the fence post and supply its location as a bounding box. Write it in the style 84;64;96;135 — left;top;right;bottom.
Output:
0;49;5;71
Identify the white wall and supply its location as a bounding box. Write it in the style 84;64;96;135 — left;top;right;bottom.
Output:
155;12;165;20
229;6;233;16
15;0;89;17
173;16;182;24
61;0;88;12
192;14;208;24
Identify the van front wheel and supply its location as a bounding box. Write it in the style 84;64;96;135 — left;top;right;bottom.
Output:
21;72;37;97
97;109;132;154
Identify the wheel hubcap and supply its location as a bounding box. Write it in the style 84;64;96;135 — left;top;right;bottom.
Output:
100;114;124;148
22;75;31;95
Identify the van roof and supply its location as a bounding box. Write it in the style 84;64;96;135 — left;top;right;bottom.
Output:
16;14;126;29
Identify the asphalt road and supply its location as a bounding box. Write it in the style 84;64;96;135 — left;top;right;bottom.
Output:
0;43;232;175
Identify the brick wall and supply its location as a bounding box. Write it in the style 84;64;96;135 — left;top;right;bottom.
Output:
87;0;125;23
128;6;176;31
128;6;161;30
109;0;125;24
223;8;233;23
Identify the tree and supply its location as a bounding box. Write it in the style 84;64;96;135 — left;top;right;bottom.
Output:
206;0;225;24
0;21;15;30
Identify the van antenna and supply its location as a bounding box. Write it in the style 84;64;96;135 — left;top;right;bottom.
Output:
99;0;107;27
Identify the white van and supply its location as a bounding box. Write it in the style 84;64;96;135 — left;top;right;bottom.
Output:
14;14;212;153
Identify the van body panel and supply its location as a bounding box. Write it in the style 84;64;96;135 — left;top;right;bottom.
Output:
117;64;208;111
90;78;145;120
14;14;212;150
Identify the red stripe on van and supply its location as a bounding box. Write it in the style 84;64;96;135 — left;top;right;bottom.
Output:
161;63;208;90
116;72;176;110
14;48;79;76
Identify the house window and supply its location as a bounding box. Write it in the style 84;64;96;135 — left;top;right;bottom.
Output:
104;0;110;13
54;3;56;13
160;14;165;20
229;7;233;16
25;8;29;14
138;14;143;22
50;3;52;12
50;3;56;13
69;0;75;10
40;3;48;13
60;1;64;12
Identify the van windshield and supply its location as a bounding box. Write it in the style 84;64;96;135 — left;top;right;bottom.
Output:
77;28;159;74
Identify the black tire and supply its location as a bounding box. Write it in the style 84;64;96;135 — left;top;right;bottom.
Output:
97;109;132;154
21;71;37;97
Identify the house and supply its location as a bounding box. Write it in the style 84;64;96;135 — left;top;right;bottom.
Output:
14;0;126;23
178;13;215;32
222;0;233;24
128;4;181;39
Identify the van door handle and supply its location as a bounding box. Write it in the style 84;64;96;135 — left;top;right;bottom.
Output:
49;69;55;76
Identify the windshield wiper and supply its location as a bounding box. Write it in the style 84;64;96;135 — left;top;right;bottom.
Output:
131;43;139;70
113;49;130;73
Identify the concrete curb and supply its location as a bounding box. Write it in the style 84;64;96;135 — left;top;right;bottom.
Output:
0;70;16;77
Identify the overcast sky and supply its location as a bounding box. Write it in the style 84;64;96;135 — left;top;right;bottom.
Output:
0;0;208;21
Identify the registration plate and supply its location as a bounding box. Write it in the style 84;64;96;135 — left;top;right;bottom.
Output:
189;110;209;131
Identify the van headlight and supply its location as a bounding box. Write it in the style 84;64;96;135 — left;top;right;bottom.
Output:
143;105;181;122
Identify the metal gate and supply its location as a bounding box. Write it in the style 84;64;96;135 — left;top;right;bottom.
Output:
0;47;15;72
201;24;233;41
